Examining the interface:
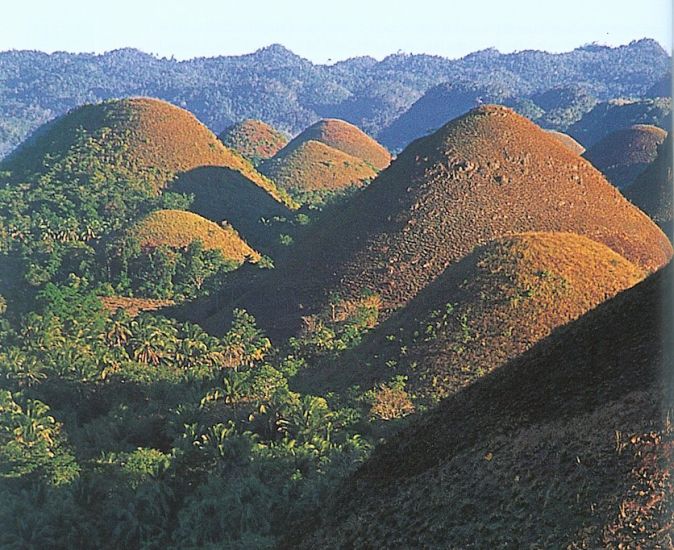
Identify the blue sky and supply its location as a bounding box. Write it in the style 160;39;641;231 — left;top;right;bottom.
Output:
1;0;671;62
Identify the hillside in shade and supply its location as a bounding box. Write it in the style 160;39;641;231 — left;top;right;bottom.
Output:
1;97;288;200
583;124;667;188
625;134;673;230
305;232;645;402
219;119;288;162
290;263;673;549
569;97;672;148
259;140;377;196
128;209;260;263
199;105;672;338
286;119;391;170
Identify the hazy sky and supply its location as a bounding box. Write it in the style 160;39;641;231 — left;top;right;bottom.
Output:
1;0;671;63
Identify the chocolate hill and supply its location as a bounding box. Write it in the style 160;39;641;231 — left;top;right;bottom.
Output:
128;209;259;263
287;119;391;170
201;105;672;337
259;140;377;194
291;263;673;548
625;134;673;231
2;97;288;201
569;97;672;148
218;119;288;161
307;232;645;402
583;124;667;188
545;130;585;154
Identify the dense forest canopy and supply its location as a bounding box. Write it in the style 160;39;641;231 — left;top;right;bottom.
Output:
0;39;669;156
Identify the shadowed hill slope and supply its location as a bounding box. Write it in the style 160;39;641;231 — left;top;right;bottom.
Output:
292;263;673;548
305;232;645;402
625;134;673;232
128;209;259;263
201;105;671;338
583;124;667;188
171;167;295;251
260;140;377;194
2;98;288;199
286;119;391;170
218;119;288;161
545;130;585;154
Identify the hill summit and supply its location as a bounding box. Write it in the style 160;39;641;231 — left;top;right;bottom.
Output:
206;105;671;337
219;119;288;161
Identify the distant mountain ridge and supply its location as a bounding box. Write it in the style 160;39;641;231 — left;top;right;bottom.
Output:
0;39;669;158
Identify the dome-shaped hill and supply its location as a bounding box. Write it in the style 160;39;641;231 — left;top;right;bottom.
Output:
128;209;260;263
569;97;671;148
544;129;585;154
307;232;645;402
291;264;673;549
260;140;377;194
288;118;391;170
218;119;288;161
625;134;673;230
583;124;667;188
3;97;290;202
203;105;671;338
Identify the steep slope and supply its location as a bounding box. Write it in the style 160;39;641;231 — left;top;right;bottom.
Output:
218;119;288;161
569;97;672;148
2;97;289;202
292;263;673;549
625;134;673;231
128;209;260;263
286;119;391;170
310;232;645;401
204;105;671;337
260;140;377;194
583;124;667;188
545;130;585;154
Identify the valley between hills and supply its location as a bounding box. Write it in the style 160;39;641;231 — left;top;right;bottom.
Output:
0;39;671;549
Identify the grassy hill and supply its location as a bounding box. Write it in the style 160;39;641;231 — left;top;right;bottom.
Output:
128;209;260;263
291;262;673;548
305;232;645;402
219;119;288;162
583;124;667;188
201;105;671;338
625;134;673;231
545;129;585;154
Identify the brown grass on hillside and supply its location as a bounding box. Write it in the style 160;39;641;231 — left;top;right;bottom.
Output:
290;263;673;549
304;232;645;402
129;209;260;263
583;124;667;188
100;296;174;317
4;97;291;202
625;134;673;230
545;129;585;154
202;105;671;338
219;119;288;161
286;118;391;170
260;140;377;193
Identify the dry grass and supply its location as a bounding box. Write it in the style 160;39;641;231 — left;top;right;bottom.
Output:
100;296;174;316
205;105;671;339
260;140;377;192
219;119;288;161
307;232;646;401
545;129;585;155
584;124;667;188
287;118;391;170
290;264;673;549
129;209;260;262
